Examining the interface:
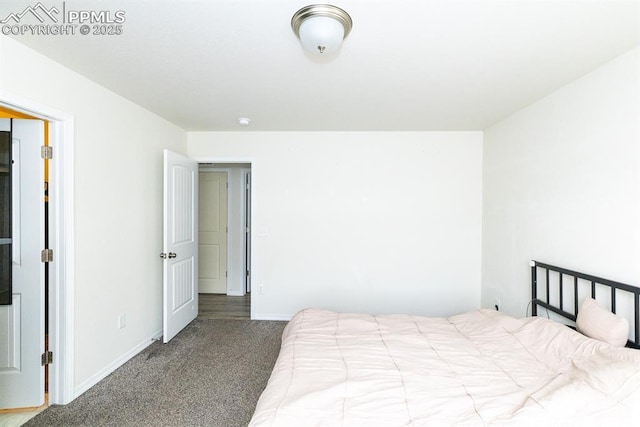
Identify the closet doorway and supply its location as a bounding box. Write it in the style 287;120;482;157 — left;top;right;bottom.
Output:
198;163;251;320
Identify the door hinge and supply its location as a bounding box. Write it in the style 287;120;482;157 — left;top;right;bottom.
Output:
41;248;53;263
41;146;53;160
41;351;53;366
225;271;228;278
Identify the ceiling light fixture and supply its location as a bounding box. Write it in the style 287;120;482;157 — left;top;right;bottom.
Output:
291;4;352;55
237;117;251;126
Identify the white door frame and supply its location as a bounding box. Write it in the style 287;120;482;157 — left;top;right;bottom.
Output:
0;93;75;405
244;170;251;294
193;157;255;318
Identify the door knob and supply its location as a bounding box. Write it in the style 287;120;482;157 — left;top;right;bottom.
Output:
160;252;177;259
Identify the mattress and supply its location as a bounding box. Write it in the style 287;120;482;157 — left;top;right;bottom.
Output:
249;308;640;426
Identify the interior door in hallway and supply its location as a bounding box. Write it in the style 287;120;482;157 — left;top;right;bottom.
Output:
198;172;227;294
0;119;45;409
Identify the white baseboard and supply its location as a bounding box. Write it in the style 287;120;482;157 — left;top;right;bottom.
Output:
226;291;245;297
252;313;293;321
73;329;163;399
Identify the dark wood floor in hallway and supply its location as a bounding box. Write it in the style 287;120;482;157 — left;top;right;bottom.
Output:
198;293;251;320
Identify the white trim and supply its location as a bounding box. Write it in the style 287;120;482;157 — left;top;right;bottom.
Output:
73;329;162;398
192;156;254;164
241;168;251;295
0;92;75;405
253;314;293;321
227;291;244;297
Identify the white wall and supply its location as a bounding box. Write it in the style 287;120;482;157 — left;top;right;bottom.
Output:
482;46;640;317
189;132;483;319
0;36;187;393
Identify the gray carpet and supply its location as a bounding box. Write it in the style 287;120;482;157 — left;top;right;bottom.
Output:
25;318;286;427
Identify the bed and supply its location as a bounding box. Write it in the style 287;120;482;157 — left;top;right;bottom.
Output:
249;261;640;426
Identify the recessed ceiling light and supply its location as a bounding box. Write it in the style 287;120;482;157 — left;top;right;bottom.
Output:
237;117;251;126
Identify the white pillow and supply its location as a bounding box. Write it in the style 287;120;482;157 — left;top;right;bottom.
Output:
576;297;629;347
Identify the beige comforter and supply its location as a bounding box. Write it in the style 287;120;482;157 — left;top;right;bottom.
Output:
249;308;640;426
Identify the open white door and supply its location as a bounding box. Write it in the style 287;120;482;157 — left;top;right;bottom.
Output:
0;119;45;408
162;150;198;343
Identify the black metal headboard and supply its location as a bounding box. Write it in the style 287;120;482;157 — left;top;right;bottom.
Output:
530;260;640;349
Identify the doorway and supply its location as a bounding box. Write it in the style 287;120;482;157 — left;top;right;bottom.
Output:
0;98;74;407
197;162;251;319
0;113;47;411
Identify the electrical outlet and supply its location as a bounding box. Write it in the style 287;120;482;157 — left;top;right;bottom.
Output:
258;283;264;295
118;314;126;329
494;298;501;311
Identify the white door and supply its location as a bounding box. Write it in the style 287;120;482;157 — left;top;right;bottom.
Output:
0;119;45;408
162;150;198;343
198;172;227;294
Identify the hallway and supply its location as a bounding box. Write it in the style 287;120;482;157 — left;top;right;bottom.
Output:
198;293;250;320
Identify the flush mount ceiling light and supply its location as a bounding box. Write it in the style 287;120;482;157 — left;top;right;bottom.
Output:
291;4;352;55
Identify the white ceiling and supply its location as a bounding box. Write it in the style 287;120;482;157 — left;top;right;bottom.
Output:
3;0;639;131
